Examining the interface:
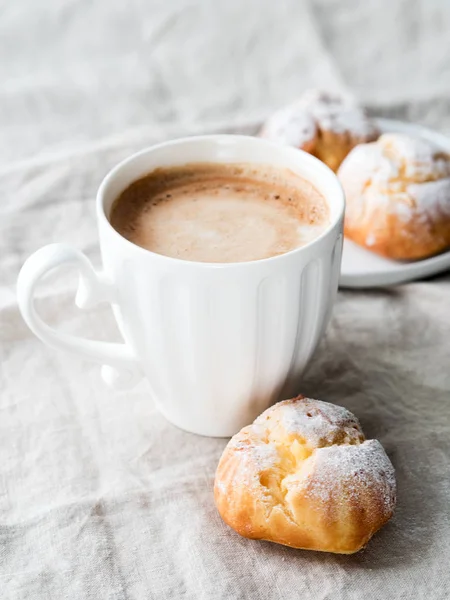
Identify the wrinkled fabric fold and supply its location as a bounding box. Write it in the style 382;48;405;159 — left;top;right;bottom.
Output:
1;0;450;598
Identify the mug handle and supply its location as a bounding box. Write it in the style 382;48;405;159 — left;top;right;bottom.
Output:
17;243;142;389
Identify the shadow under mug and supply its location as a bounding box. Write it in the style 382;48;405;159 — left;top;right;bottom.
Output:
17;135;345;437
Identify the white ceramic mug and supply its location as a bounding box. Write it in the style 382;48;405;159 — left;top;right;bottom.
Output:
17;135;344;437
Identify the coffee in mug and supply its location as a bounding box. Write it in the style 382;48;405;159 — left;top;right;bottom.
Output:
17;136;344;436
110;163;329;263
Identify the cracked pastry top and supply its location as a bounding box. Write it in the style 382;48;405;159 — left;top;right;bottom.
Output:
259;89;379;172
214;395;396;554
338;133;450;260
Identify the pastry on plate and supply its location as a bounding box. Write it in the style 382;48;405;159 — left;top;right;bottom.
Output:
338;133;450;260
214;395;396;554
259;90;379;172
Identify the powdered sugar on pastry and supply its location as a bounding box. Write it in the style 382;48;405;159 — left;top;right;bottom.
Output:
260;90;378;149
254;396;364;448
409;178;450;218
339;134;450;224
260;103;317;149
380;133;450;181
338;133;450;259
288;440;396;511
214;395;396;553
299;89;378;140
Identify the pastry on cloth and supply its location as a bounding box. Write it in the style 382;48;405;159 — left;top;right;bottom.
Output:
214;395;396;554
338;133;450;259
259;89;379;172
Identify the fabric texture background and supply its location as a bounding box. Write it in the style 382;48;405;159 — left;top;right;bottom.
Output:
1;1;450;598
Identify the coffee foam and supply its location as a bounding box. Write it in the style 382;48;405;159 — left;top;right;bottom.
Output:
110;163;329;263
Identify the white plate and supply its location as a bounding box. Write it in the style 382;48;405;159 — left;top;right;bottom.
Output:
339;118;450;288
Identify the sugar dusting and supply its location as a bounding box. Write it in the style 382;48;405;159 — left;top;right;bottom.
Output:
260;89;378;149
255;396;364;448
301;89;379;139
409;178;450;218
301;440;396;513
381;133;450;181
227;432;281;495
222;396;396;520
260;104;317;148
338;133;450;228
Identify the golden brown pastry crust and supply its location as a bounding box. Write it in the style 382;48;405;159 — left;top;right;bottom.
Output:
259;90;379;172
339;133;450;260
214;395;396;554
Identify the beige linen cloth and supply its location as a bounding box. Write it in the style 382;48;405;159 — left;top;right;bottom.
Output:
1;1;450;598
